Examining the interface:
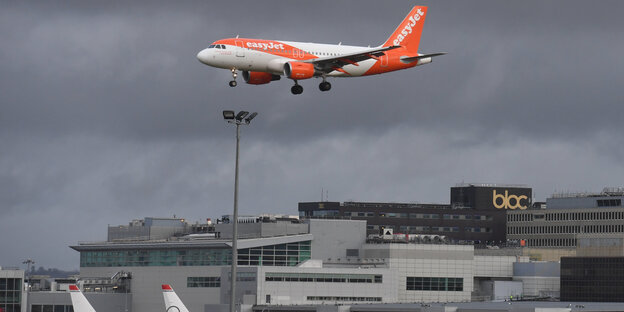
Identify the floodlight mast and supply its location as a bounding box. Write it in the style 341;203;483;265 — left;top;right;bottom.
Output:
222;110;257;312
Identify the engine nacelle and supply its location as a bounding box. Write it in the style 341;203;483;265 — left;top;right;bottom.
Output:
242;71;281;85
284;62;315;80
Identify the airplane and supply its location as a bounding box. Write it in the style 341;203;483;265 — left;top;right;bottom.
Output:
196;5;445;95
162;284;190;312
68;285;96;312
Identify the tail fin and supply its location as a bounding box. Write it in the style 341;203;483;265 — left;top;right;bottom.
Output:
69;285;97;312
382;6;428;53
162;284;191;312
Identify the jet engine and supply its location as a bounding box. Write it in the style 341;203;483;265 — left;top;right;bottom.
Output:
284;62;316;79
242;71;281;85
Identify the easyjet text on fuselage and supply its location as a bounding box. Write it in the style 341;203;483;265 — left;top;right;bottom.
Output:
246;41;285;50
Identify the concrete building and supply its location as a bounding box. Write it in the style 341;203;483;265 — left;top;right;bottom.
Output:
0;267;26;312
507;187;624;248
299;184;533;245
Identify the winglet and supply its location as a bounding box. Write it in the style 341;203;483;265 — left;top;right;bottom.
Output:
382;6;428;53
69;285;80;292
162;284;173;291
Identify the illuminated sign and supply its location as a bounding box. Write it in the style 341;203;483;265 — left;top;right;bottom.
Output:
492;190;528;210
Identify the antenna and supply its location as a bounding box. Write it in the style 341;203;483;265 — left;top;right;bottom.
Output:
236;34;239;39
321;188;324;202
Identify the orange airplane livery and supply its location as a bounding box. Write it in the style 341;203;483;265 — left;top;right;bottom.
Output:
197;5;445;95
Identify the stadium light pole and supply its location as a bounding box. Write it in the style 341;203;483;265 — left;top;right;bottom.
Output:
223;110;257;312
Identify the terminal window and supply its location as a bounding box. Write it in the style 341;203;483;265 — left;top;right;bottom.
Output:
0;278;22;312
597;199;622;207
406;277;463;291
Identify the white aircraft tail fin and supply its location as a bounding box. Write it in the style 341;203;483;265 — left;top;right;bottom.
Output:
69;285;96;312
162;284;191;312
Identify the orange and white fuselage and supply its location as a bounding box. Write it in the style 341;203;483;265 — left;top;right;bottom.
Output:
197;6;444;94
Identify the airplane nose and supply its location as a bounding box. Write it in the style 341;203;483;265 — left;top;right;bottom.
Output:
196;49;211;65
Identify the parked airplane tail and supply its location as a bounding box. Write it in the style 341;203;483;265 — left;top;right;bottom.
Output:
69;285;96;312
382;6;428;53
162;284;191;312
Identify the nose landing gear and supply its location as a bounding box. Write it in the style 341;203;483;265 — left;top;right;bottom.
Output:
229;68;238;87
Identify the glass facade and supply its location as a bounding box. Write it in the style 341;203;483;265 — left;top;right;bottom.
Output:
187;277;220;288
560;257;624;302
406;277;463;291
0;278;21;312
237;241;310;267
79;241;311;267
265;273;382;283
31;305;73;312
307;296;382;302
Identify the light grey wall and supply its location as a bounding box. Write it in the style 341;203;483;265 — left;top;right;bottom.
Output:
307;219;366;260
215;222;308;239
218;267;259;305
28;292;130;312
513;262;560;277
546;196;624;209
80;266;222;312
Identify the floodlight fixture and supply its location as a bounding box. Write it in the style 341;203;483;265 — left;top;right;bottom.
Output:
235;111;249;121
223;110;235;120
245;112;258;123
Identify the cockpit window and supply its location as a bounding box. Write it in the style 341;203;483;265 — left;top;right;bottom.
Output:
220;45;226;49
208;44;216;48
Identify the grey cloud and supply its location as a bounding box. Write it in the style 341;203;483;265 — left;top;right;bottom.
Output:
2;0;624;269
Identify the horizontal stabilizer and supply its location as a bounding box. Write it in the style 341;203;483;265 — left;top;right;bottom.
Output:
400;52;447;63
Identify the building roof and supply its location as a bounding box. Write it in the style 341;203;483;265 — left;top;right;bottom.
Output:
70;234;313;252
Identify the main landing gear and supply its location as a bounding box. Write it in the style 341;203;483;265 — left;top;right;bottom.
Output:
290;78;332;95
291;81;303;95
319;79;331;92
229;68;237;87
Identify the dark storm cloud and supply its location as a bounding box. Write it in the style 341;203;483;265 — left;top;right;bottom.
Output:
2;0;624;269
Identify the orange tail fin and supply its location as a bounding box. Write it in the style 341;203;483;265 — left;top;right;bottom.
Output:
382;6;428;53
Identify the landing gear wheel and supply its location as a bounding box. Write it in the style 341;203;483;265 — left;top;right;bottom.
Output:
291;85;303;95
319;81;331;92
229;68;238;87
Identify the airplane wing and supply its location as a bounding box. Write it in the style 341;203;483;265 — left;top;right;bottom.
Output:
304;45;402;75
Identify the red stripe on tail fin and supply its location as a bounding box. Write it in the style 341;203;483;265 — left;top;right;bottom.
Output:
382;6;428;53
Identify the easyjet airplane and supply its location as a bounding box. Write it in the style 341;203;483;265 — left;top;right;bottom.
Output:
196;5;444;94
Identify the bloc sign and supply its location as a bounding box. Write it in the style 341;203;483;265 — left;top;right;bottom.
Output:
492;190;528;210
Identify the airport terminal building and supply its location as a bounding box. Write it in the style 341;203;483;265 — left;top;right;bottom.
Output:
62;215;531;312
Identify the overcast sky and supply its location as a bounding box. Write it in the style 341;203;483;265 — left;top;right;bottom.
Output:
1;0;624;270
